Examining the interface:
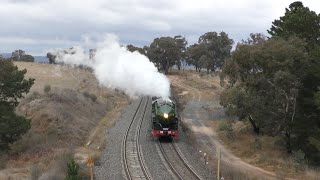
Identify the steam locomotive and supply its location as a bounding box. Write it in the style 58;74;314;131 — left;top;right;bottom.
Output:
152;97;178;140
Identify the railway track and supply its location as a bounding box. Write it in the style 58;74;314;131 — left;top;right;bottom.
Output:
122;97;202;180
158;139;203;180
122;97;152;180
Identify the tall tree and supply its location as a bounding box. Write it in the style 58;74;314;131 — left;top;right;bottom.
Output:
0;60;35;108
268;1;320;163
11;50;34;62
297;45;320;164
147;37;180;74
0;60;34;150
186;43;206;72
21;54;34;62
220;36;309;152
198;31;233;72
11;50;26;61
268;1;320;49
126;44;146;55
47;52;56;64
174;35;188;70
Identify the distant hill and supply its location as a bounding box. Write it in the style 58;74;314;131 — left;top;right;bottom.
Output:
0;53;48;63
1;53;11;58
33;56;48;63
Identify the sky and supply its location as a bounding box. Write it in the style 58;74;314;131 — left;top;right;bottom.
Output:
0;0;320;55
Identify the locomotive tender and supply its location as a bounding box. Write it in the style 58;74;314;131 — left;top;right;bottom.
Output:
152;97;178;140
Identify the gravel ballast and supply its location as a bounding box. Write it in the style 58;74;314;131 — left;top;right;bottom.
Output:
95;97;214;179
95;99;140;180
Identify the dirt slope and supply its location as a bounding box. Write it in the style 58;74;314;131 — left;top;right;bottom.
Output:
0;62;128;179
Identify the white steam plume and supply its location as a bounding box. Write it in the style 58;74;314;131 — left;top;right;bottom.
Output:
51;34;170;98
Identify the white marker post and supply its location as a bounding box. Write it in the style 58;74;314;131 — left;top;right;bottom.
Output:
217;146;221;180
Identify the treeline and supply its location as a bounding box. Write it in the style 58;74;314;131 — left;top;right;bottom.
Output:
0;49;35;62
127;33;233;74
48;33;234;74
220;2;320;165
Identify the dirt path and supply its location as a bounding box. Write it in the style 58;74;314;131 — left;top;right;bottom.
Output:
169;75;290;180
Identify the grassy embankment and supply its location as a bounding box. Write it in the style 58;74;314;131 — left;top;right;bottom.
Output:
0;62;129;179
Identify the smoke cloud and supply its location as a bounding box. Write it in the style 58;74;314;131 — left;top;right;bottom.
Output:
51;34;170;98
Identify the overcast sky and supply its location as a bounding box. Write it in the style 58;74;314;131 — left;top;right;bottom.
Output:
1;0;320;55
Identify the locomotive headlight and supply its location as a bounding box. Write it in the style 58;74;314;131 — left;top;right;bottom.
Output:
163;113;169;118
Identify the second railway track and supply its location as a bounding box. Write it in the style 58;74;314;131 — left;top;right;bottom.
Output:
158;139;203;180
122;97;152;180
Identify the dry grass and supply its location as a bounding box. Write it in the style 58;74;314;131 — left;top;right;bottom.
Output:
16;62;95;92
0;62;129;179
168;69;223;99
74;95;129;168
169;70;320;180
214;120;320;180
0;168;30;180
4;89;108;176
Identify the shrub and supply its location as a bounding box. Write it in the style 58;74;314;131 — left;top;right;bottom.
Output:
292;150;308;171
26;91;40;100
44;85;51;93
0;109;31;150
65;159;81;180
83;91;89;98
83;92;97;102
253;137;262;151
218;121;234;140
46;150;73;179
89;94;97;102
218;121;232;131
199;72;206;77
10;130;58;155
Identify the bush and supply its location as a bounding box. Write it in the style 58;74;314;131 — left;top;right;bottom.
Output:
26;91;40;101
83;92;97;102
10;130;58;155
0;108;31;150
199;72;206;77
292;150;308;171
65;159;81;180
218;121;233;131
44;85;51;93
218;121;234;140
45;150;73;179
253;137;262;151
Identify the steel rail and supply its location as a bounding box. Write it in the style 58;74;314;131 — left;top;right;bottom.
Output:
122;97;152;180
